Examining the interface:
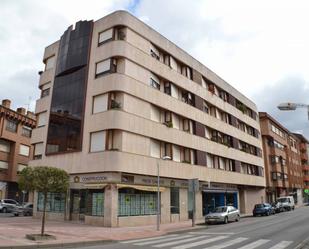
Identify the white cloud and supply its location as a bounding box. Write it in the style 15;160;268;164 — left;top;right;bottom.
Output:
134;0;309;97
0;0;133;111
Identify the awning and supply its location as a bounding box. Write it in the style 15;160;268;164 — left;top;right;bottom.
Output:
117;184;165;192
83;183;107;189
202;189;238;194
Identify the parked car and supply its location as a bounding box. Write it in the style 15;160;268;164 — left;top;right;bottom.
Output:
277;196;295;211
253;203;275;216
272;201;284;213
0;199;21;214
205;206;240;224
22;203;33;216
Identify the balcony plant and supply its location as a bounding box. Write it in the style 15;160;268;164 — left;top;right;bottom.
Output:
164;121;173;128
110;99;121;109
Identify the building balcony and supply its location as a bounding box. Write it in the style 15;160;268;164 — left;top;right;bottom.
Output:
303;165;309;171
301;153;308;162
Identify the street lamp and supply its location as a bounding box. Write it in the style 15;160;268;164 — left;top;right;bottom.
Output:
277;102;309;120
157;155;171;231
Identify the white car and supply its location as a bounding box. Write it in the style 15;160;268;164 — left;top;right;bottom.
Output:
277;196;295;211
205;206;240;224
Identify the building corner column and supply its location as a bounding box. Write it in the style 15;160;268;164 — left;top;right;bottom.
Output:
104;184;118;227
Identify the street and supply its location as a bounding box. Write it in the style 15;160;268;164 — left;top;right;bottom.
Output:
76;206;309;249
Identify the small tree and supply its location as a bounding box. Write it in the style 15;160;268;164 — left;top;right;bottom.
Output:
18;166;69;236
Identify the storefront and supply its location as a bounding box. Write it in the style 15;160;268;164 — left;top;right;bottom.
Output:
201;183;238;215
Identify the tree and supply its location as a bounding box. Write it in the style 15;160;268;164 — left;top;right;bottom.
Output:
18;166;69;236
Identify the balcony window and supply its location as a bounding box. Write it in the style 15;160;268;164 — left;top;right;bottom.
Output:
150;77;160;90
19;144;30;157
37;112;47;127
6;119;17;133
98;28;114;45
181;91;194;106
95;58;117;78
203;101;209;113
163;143;172;159
45;56;55;71
183;148;191;163
150;139;161;158
41;88;50;98
93;93;108;114
90;131;106;153
164;82;171;95
183;119;190;132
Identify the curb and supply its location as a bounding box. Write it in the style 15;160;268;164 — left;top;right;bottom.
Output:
0;239;114;249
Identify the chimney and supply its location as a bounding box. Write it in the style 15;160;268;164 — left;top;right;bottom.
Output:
17;107;26;115
1;99;11;109
26;111;36;120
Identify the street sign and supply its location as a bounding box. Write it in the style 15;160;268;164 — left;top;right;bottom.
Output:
188;178;199;192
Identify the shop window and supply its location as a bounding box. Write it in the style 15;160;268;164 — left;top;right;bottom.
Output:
6;119;18;133
170;187;179;214
37;192;65;212
118;189;157;216
91;192;104;216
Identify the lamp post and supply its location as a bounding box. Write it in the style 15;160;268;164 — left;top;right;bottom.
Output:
157;156;171;231
277;102;309;120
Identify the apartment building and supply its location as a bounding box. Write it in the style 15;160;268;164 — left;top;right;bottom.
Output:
260;112;303;204
0;99;36;202
293;133;309;203
30;11;265;227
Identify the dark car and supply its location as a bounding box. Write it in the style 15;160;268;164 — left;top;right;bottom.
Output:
22;203;33;216
253;203;275;216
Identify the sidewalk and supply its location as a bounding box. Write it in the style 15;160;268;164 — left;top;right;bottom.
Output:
0;217;206;248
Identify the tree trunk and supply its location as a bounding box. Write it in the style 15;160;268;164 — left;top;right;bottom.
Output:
41;192;47;236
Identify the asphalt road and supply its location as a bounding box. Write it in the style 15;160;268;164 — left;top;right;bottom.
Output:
75;206;309;249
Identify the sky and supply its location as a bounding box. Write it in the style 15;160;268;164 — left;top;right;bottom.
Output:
1;0;309;136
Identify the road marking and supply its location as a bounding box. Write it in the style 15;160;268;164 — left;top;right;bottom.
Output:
134;234;192;246
237;239;270;249
121;234;178;243
172;236;229;249
153;235;208;248
269;241;293;249
189;232;235;235
204;237;249;249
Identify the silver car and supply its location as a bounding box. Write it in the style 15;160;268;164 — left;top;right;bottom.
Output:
205;206;240;224
0;199;21;215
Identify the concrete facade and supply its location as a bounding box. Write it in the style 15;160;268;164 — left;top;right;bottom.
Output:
31;11;265;226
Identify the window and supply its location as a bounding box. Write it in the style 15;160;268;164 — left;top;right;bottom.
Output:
164;111;172;123
98;28;113;45
90;131;106;152
0;140;10;153
183;119;190;132
118;189;157;216
150;139;161;158
6;120;17;133
41;88;50;98
93;94;108;114
183;148;191;163
203;101;209;113
95;58;117;77
22;126;32;137
150;77;160;90
164;82;171;95
37;192;65;212
45;56;55;71
0;161;8;170
181;92;194;106
19;145;30;157
37;112;47;127
170;187;179;214
164;143;172;159
91;192;104;216
17;164;27;173
34;143;43;160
